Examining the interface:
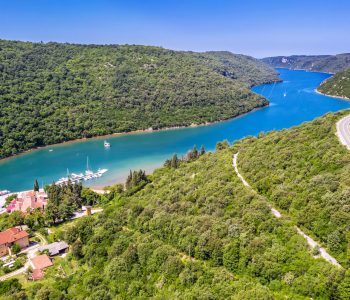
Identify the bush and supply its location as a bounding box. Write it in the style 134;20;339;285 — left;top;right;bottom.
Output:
11;243;21;255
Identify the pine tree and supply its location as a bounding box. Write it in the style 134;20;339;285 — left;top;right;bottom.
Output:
192;145;198;158
164;159;171;168
34;179;39;192
171;154;179;168
126;170;132;189
200;145;205;156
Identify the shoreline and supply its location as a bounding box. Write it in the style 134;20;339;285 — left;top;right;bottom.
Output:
314;73;350;100
315;88;350;101
0;103;270;165
275;67;335;75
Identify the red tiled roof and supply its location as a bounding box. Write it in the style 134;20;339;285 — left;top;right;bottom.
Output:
0;231;13;245
14;230;29;240
0;227;28;245
30;255;53;270
9;228;19;234
32;269;44;280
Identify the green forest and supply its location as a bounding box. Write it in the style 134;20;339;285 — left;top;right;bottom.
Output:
238;110;350;267
318;68;350;99
3;112;350;299
0;40;278;159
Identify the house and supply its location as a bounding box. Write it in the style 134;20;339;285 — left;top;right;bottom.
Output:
32;269;44;281
30;254;53;280
7;190;48;213
0;227;29;257
38;241;69;256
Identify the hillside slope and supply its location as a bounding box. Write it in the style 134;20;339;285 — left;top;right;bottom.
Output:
238;111;350;267
318;68;350;99
7;143;349;299
195;51;280;86
0;40;278;159
262;53;350;73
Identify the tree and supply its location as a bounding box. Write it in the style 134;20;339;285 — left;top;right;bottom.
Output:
171;154;179;169
8;211;25;227
71;239;83;259
223;239;240;272
192;145;198;158
34;179;39;192
125;170;148;190
0;278;22;296
200;145;205;155
11;243;21;255
44;202;60;225
216;140;230;150
81;188;101;206
338;271;350;299
5;194;17;206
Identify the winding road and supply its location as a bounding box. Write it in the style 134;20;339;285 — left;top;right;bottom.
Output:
337;114;350;150
233;152;341;268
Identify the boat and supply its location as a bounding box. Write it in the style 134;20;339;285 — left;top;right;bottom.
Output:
54;157;108;185
283;90;287;97
104;140;111;148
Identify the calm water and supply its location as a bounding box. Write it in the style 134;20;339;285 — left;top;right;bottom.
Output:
1;68;350;192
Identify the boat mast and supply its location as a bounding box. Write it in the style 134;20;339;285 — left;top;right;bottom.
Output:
86;156;90;171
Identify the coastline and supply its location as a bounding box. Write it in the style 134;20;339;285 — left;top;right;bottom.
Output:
315;88;350;101
314;73;350;100
275;67;335;75
0;103;270;165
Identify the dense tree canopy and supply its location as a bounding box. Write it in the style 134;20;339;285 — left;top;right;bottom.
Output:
0;39;278;159
238;110;350;267
9;138;348;299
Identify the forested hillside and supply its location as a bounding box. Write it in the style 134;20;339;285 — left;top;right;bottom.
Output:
262;53;350;73
5;139;350;299
238;111;350;267
0;40;277;159
318;68;350;99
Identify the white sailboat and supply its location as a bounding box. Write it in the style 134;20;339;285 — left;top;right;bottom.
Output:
104;140;111;148
85;156;93;178
55;156;108;185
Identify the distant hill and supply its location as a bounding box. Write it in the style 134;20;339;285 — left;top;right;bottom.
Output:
318;68;350;99
0;40;278;159
195;51;279;86
262;53;350;73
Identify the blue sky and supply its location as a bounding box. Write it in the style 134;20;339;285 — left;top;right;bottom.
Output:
1;0;349;57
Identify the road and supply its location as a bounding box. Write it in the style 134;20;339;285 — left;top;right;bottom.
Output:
71;208;103;220
336;114;350;150
0;266;27;281
233;152;341;268
233;153;281;219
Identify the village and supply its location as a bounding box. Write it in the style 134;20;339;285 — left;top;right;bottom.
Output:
0;186;104;282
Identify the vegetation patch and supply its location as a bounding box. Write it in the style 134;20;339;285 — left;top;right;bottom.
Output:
0;40;278;159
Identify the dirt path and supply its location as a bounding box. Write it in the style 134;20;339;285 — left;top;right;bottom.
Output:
34;232;48;245
233;152;341;268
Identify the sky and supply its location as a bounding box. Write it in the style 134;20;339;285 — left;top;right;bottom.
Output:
1;0;349;58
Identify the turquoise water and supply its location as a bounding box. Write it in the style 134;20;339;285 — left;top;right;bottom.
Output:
1;68;350;192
